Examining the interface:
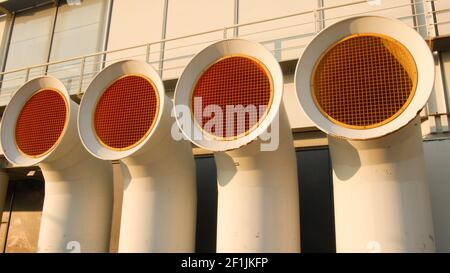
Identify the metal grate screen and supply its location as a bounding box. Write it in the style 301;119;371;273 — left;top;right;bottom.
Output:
191;56;272;138
15;89;67;157
94;75;159;150
312;34;417;129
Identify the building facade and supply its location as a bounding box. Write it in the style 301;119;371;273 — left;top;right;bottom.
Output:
0;0;449;253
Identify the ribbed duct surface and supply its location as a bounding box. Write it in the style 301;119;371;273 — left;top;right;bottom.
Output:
94;75;159;150
191;56;272;138
312;34;417;129
15;89;67;157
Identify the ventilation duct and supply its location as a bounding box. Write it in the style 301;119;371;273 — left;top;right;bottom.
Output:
0;76;113;253
78;60;197;253
295;16;435;252
174;39;300;253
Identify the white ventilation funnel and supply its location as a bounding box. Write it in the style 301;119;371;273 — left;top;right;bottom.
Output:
78;60;197;253
0;76;113;253
295;16;435;252
174;39;300;253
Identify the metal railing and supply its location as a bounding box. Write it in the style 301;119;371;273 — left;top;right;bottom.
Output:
0;0;448;132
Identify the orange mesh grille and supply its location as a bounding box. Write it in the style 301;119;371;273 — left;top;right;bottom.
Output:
15;90;67;157
312;34;417;129
191;56;272;138
94;75;159;150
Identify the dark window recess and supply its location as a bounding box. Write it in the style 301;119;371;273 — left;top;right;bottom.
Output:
297;148;336;253
194;156;218;253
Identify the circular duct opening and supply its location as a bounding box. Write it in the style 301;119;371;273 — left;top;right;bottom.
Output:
191;55;273;139
15;89;68;157
311;34;417;129
94;75;159;150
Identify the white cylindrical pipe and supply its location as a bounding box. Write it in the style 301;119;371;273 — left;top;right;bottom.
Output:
174;39;300;253
215;106;300;252
295;16;436;252
78;60;197;253
118;135;196;252
0;170;8;223
0;76;113;253
330;116;435;252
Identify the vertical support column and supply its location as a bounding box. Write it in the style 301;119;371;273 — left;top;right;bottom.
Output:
45;2;59;75
330;117;435;252
100;0;114;69
317;0;325;30
158;0;169;77
233;0;239;37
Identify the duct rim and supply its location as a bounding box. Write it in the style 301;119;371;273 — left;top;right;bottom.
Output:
1;76;72;166
92;74;160;151
189;54;275;141
14;88;69;158
174;39;284;151
295;16;435;140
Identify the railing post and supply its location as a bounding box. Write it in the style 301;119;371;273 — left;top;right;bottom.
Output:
24;68;31;83
102;52;107;69
314;8;325;33
146;43;151;64
78;56;86;96
317;0;325;31
411;0;429;38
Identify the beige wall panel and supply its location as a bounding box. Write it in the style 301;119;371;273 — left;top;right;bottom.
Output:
238;0;317;62
324;0;415;28
163;0;234;80
1;8;54;104
48;0;109;94
106;0;165;68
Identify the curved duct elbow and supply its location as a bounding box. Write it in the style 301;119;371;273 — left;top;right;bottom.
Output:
174;39;300;253
0;76;113;253
78;60;196;253
295;16;435;252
